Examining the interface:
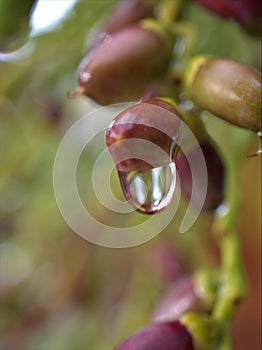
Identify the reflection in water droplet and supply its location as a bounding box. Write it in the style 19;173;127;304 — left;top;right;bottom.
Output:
118;163;176;214
215;203;229;217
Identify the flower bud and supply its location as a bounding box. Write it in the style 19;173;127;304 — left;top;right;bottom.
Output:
184;56;261;132
114;321;194;350
71;21;173;105
176;139;225;211
93;0;156;47
0;0;36;52
194;0;262;35
106;99;182;171
152;276;208;323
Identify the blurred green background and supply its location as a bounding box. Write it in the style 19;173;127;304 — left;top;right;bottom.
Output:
0;1;261;349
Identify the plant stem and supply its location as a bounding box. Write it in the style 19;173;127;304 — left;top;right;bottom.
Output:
210;133;252;345
218;322;231;350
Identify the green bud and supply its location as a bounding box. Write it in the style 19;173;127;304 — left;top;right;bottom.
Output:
184;55;261;132
194;268;219;309
0;0;36;52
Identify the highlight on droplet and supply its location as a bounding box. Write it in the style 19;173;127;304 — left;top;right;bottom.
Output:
118;162;176;214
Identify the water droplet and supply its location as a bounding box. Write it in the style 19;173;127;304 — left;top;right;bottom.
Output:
118;163;176;214
215;203;229;217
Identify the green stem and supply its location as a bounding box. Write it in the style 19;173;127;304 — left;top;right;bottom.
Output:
170;22;197;79
218;322;232;350
212;150;247;321
156;0;182;23
212;230;247;321
185;132;252;348
181;312;222;350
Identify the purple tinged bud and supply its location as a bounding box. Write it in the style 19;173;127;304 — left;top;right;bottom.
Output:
176;139;225;211
93;0;156;46
152;276;207;323
106;99;182;171
114;321;194;350
71;22;173;105
194;0;261;36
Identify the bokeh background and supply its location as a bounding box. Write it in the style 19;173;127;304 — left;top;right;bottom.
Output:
0;1;261;349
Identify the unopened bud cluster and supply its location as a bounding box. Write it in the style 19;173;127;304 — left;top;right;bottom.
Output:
68;1;261;348
70;0;261;215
